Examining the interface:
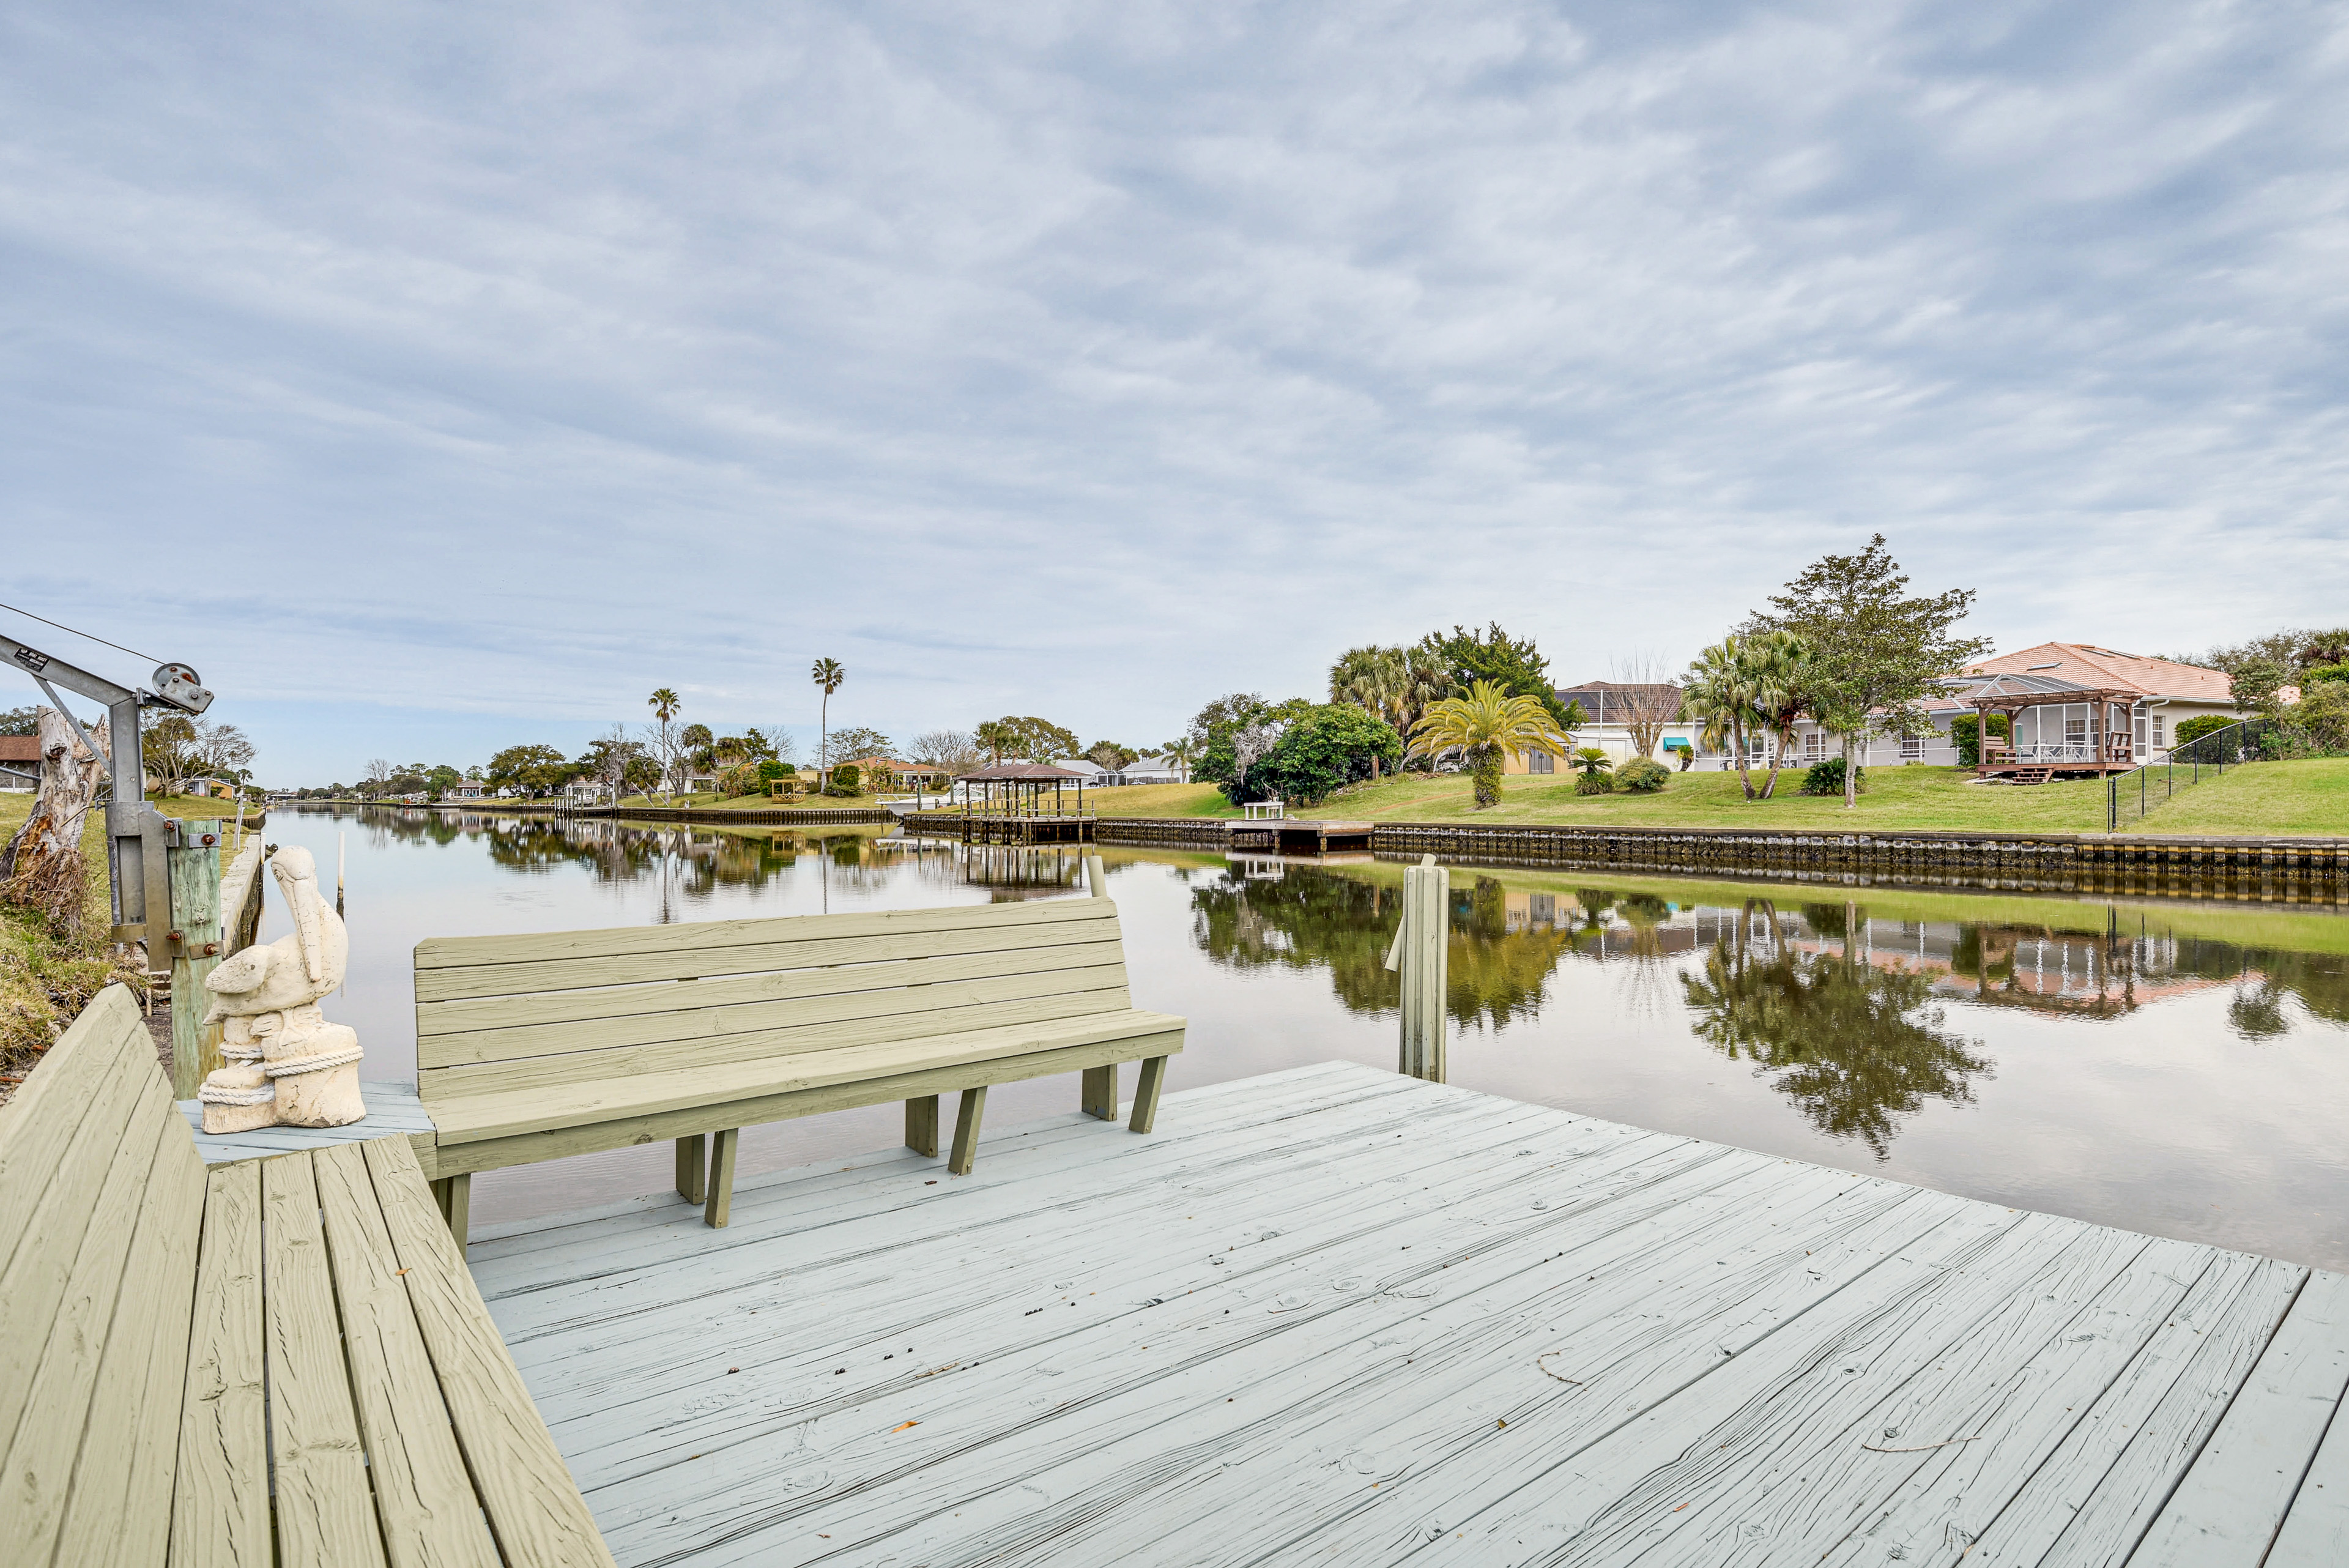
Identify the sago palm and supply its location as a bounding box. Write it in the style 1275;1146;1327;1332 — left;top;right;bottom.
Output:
1409;680;1571;808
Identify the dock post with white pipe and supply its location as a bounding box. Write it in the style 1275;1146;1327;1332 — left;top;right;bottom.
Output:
1384;853;1450;1080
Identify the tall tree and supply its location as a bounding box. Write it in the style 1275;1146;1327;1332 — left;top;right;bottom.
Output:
645;688;683;798
1746;535;1992;809
1680;638;1762;799
912;729;980;771
1746;631;1814;801
811;658;844;784
1606;653;1682;760
1419;623;1579;729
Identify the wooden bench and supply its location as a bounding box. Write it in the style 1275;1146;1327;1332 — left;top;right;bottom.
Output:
412;890;1184;1235
0;985;614;1567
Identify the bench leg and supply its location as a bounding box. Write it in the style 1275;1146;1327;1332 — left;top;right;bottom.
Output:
1129;1056;1168;1134
703;1128;740;1228
676;1134;708;1204
1081;1064;1118;1120
949;1087;987;1176
906;1095;940;1157
433;1173;472;1259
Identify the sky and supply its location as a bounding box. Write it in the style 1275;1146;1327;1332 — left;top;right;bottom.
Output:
5;1;2345;783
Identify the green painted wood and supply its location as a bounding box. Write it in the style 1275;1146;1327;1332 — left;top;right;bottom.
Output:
313;1141;502;1568
676;1134;707;1203
1081;1064;1118;1120
171;1160;270;1568
360;1135;616;1568
48;1096;206;1568
423;1012;1186;1147
168;820;223;1099
428;1029;1183;1180
0;1068;174;1566
412;895;1113;972
1128;1055;1168;1134
0;984;149;1442
905;1096;940;1159
417;967;1135;1086
415;1025;1184;1170
949;1085;987;1176
414;911;1123;1006
416;937;1126;1047
261;1151;389;1568
705;1128;740;1229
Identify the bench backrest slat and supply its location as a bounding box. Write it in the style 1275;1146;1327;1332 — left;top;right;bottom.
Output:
0;984;204;1568
415;899;1134;1098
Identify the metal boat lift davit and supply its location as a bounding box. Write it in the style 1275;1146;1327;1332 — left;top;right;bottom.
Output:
2;626;216;962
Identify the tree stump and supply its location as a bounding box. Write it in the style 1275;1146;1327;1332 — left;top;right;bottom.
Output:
0;707;108;931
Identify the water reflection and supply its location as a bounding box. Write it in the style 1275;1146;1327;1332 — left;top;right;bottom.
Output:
1189;859;2349;1159
1680;901;1991;1157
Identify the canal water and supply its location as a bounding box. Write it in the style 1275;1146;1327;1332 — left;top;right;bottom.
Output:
269;807;2349;1268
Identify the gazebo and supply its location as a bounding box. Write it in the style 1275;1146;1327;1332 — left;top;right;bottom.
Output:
953;762;1092;817
1947;672;2142;779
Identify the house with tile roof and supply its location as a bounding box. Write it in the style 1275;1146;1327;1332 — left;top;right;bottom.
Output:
1957;643;2235;761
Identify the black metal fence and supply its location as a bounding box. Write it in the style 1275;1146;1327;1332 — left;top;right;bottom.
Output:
2106;713;2342;830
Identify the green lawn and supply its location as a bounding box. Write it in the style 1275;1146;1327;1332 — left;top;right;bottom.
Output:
0;790;146;1082
2136;758;2349;837
1093;767;2126;834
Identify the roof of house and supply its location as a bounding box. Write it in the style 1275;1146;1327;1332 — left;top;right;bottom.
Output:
0;735;42;762
1554;682;1683;721
1962;643;2232;702
845;756;949;771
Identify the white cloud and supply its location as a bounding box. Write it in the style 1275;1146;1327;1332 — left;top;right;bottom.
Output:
3;0;2345;778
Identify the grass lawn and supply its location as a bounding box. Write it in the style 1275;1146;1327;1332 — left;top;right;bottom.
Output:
0;790;147;1087
2136;757;2349;838
1091;767;2125;834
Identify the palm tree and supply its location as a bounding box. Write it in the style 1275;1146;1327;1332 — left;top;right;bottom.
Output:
810;658;845;789
1573;747;1614;782
1746;630;1813;801
1160;737;1200;783
1681;638;1762;800
1409;680;1572;808
647;688;682;799
1334;647;1411;779
975;718;1012;767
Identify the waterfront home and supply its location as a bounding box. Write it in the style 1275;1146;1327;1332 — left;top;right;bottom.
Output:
0;733;35;790
847;755;956;790
1121;752;1187;784
1959;642;2235;760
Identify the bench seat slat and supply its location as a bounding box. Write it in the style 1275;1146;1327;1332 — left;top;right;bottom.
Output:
262;1151;390;1568
171;1161;271;1568
419;970;1135;1089
314;1142;503;1568
424;1029;1186;1179
0;1070;176;1565
415;936;1127;1041
413;895;1111;970
51;1118;206;1568
424;1007;1187;1146
363;1136;618;1568
414;910;1124;1003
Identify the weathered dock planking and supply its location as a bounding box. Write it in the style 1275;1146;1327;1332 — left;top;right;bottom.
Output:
467;1061;2349;1566
176;1082;436;1165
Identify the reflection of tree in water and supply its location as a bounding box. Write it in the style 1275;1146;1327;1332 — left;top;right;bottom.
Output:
1682;901;1992;1159
1189;869;1569;1029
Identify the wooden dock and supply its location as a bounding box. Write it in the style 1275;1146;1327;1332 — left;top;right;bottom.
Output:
466;1062;2349;1566
1224;818;1376;855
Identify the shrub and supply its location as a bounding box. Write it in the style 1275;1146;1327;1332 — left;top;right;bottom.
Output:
1947;713;2010;767
718;762;764;797
1575;773;1614;795
827;765;861;795
757;759;795;782
2302;661;2349;688
1214;702;1403;807
1617;757;1669;793
1799;757;1864;796
2174;714;2236;748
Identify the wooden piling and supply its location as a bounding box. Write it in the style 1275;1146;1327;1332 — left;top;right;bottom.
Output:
168;819;223;1099
1384;853;1449;1081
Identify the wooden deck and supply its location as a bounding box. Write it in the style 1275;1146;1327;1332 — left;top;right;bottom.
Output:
1224;819;1376;855
176;1082;434;1164
467;1061;2349;1567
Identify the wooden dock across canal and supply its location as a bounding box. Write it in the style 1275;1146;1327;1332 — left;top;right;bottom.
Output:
464;1061;2349;1566
1223;818;1376;855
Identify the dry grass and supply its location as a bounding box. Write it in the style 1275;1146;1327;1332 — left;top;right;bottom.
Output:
0;791;150;1101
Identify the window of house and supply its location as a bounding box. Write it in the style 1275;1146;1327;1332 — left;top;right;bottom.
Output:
2065;715;2088;746
2153;715;2167;747
1529;750;1553;774
1900;737;1926;762
1803;732;1826;760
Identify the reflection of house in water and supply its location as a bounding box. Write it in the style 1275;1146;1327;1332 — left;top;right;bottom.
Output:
956;843;1089;899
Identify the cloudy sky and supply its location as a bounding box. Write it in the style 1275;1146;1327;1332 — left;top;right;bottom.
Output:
6;1;2345;781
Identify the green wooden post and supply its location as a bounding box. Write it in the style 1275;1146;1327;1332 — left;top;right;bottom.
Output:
168;819;224;1100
